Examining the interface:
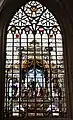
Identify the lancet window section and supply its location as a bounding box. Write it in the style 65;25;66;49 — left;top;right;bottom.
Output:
4;1;67;118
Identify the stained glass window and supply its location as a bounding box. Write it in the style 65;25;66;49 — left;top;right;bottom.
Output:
4;1;67;118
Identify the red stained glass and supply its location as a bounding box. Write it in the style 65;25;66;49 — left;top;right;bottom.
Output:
16;34;20;38
39;27;44;32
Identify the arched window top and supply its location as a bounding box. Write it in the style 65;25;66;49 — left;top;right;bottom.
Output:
7;1;60;34
4;1;67;118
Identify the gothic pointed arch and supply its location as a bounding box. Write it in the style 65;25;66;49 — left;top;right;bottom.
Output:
4;1;67;118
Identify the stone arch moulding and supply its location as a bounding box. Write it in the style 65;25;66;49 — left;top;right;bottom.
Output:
0;0;73;120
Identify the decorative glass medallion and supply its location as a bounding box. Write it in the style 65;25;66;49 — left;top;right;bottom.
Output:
11;26;16;33
16;34;20;38
25;26;30;32
53;25;58;32
39;26;44;33
31;6;37;12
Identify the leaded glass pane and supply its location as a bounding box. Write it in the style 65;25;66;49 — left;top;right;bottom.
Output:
4;1;67;118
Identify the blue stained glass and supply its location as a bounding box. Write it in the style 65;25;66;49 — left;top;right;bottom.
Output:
25;68;45;88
